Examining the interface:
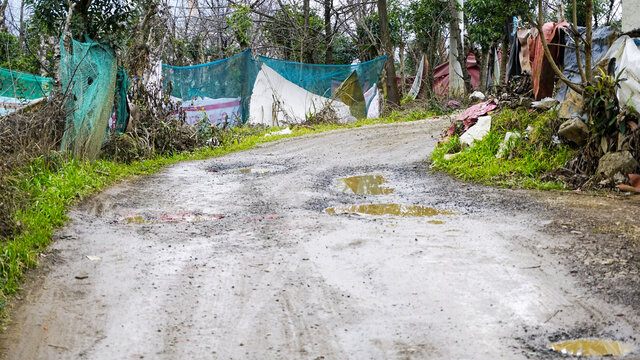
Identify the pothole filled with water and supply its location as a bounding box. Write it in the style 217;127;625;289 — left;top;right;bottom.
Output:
118;212;224;224
234;168;273;174
547;339;635;356
324;204;456;217
337;175;394;195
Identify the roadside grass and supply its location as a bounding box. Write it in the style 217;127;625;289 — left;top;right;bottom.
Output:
430;108;574;190
0;107;442;311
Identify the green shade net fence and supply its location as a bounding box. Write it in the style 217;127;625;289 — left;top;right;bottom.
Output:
60;37;118;160
0;67;52;115
112;67;130;133
256;55;387;114
0;67;52;100
162;49;258;125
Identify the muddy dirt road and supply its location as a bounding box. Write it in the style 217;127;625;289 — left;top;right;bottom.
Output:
2;118;639;359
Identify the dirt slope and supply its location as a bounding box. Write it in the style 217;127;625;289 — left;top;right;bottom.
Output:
1;118;639;359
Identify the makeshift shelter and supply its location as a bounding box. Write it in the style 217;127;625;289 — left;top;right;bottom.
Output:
556;26;619;118
433;54;480;95
507;28;537;80
0;67;52;115
60;37;118;160
249;64;352;126
162;49;258;126
256;55;386;119
530;21;570;99
599;35;640;117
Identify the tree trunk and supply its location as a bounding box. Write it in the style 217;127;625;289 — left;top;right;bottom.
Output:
324;0;333;64
302;0;311;63
499;35;509;85
449;0;471;95
76;0;92;38
18;0;25;52
378;0;400;107
423;41;436;98
399;42;406;96
478;48;490;93
0;0;9;31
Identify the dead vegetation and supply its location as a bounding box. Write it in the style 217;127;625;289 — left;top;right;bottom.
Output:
0;100;67;239
101;84;221;163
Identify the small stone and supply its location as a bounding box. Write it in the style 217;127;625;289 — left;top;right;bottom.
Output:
596;151;639;178
519;97;533;108
531;97;559;110
613;172;627;185
558;118;590;146
469;91;486;102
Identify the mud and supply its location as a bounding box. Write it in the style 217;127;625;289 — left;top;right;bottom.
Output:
324;203;455;217
548;339;635;356
338;174;394;195
1;118;639;359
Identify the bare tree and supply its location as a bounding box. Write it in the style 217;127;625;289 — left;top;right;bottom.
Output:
378;0;399;107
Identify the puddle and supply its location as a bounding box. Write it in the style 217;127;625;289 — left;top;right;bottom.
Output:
235;168;272;174
548;339;635;356
338;175;394;195
427;220;445;224
324;204;455;217
120;213;224;224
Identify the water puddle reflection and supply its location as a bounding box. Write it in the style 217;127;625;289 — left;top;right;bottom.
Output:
324;204;455;217
235;168;272;174
120;213;224;224
548;339;634;356
338;175;394;195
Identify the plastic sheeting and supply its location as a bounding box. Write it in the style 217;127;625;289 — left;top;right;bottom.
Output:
60;37;118;160
408;55;425;99
556;26;619;118
531;21;569;100
334;71;366;119
162;49;258;123
433;54;480;95
256;55;386;117
249;64;352;126
600;35;640;116
507;29;537;81
0;67;52;115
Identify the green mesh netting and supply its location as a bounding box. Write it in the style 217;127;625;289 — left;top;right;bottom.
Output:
60;37;118;160
162;49;258;123
256;55;387;111
113;67;130;133
0;67;52;100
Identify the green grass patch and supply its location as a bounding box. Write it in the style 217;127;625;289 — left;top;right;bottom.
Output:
0;108;438;309
431;108;574;190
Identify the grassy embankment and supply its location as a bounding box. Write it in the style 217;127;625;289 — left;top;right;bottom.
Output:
431;108;575;190
0;108;436;312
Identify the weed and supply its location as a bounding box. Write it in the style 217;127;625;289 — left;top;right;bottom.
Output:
431;108;574;189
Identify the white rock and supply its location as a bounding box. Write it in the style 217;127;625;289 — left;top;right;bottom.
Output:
469;91;486;102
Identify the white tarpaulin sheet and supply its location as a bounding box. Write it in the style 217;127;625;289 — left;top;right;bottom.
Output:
249;65;352;126
0;96;41;116
364;85;380;118
600;35;640;115
408;55;424;99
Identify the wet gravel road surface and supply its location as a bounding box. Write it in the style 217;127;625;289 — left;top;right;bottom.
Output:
1;118;638;359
